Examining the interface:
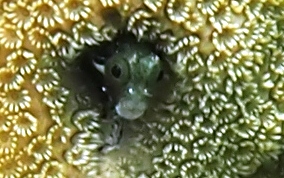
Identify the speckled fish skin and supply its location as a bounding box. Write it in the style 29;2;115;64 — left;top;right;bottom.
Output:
0;0;284;178
102;37;168;120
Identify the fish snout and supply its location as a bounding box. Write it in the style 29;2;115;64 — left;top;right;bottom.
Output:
115;96;147;120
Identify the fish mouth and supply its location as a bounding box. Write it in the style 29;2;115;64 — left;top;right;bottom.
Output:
115;98;147;120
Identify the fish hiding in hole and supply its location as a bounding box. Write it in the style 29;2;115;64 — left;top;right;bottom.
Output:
74;33;174;120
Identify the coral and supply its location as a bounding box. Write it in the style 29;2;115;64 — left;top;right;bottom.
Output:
6;49;38;75
0;111;12;132
59;0;92;22
42;86;69;109
72;21;104;46
46;125;71;145
197;0;227;16
99;0;120;7
127;9;160;40
0;0;284;178
27;26;52;49
31;0;63;28
40;85;70;125
0;23;23;49
0;130;18;157
166;0;192;23
0;88;31;113
182;9;205;33
143;0;164;12
64;109;104;176
32;68;60;93
15;150;38;171
0;67;24;92
71;109;101;132
165;35;200;54
40;160;65;178
26;135;53;163
3;0;35;30
211;23;246;55
10;111;38;137
49;30;82;60
0;156;22;178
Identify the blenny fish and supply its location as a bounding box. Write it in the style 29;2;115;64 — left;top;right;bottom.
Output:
71;33;173;120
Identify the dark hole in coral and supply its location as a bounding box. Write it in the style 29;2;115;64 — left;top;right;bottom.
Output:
60;30;175;123
247;152;284;178
157;70;164;81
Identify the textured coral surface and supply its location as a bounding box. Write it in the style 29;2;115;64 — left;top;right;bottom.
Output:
1;0;284;177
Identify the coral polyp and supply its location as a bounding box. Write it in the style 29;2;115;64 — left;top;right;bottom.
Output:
0;156;22;178
27;26;52;49
72;21;104;45
49;31;82;59
32;68;60;93
0;0;284;177
3;0;35;30
59;0;92;22
10;112;38;137
26;135;53;162
1;88;31;113
6;49;37;75
0;130;18;157
31;0;63;28
0;67;24;92
166;0;192;23
0;24;23;49
40;160;66;177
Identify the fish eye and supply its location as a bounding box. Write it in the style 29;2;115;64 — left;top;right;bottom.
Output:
111;64;122;78
105;57;129;84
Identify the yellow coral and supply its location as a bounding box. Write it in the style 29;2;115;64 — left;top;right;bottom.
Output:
0;0;284;177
